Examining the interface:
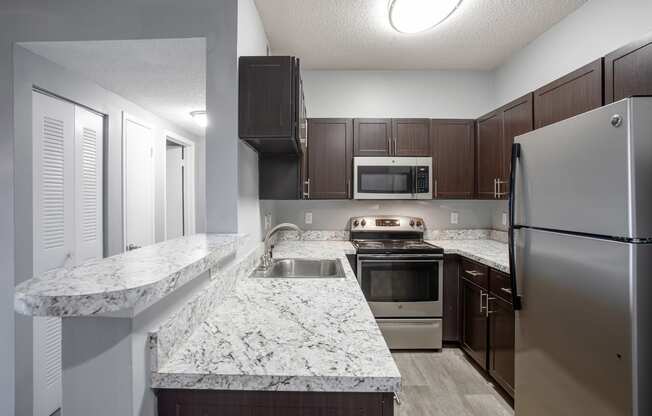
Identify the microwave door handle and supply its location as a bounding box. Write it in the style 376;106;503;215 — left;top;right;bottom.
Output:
411;166;417;197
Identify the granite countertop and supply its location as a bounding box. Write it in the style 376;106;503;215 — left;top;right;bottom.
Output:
151;240;401;393
427;239;509;273
14;233;242;317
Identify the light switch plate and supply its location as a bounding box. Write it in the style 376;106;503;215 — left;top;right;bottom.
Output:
450;212;459;225
305;212;313;224
502;212;508;226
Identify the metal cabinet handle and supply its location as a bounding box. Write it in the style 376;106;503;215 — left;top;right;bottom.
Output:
496;179;508;196
493;178;498;198
394;138;398;155
465;270;483;277
486;297;497;316
434;179;438;198
304;179;311;199
480;291;487;313
500;287;512;294
347;179;351;198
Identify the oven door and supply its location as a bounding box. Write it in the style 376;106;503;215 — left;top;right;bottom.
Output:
353;157;417;199
357;254;443;318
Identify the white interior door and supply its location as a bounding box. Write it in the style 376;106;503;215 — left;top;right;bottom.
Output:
123;113;155;251
74;106;104;263
166;143;184;239
32;91;72;416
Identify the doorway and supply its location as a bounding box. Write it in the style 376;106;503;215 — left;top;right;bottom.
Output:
164;131;196;240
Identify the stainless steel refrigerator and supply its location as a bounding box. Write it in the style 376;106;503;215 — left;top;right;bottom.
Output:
508;97;651;416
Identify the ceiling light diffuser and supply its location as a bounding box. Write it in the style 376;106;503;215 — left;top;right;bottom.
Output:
389;0;462;34
190;110;208;127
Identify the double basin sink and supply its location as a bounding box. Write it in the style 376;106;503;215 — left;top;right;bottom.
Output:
251;258;345;279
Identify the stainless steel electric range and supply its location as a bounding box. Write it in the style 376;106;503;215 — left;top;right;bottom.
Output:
350;216;443;350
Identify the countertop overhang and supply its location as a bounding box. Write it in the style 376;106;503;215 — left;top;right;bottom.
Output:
14;233;243;317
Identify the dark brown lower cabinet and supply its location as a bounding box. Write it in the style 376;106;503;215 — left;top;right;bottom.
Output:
157;390;394;416
443;254;460;343
461;278;488;368
460;263;515;399
488;295;515;397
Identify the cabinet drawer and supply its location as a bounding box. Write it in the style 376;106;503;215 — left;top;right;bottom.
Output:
460;259;488;289
489;269;513;302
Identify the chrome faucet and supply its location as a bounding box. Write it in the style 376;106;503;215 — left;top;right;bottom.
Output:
261;223;302;270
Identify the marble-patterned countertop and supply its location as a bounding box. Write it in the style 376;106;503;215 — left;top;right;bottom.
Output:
14;233;242;317
427;239;509;273
151;240;401;393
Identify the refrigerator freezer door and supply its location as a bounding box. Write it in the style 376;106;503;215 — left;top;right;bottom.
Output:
514;228;633;416
514;97;652;239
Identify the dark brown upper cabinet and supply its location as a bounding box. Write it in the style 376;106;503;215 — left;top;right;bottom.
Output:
239;56;305;154
533;59;603;129
392;118;431;156
605;32;652;104
353;118;430;157
500;93;533;197
353;118;392;156
306;119;353;199
476;94;532;200
431;119;475;199
475;111;503;200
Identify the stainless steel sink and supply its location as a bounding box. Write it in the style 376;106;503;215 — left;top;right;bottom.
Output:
251;259;346;278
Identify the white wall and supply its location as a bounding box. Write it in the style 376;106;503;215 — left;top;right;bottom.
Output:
303;70;494;119
236;0;270;242
493;0;652;106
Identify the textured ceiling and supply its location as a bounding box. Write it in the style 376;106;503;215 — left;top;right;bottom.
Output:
21;38;206;136
254;0;587;70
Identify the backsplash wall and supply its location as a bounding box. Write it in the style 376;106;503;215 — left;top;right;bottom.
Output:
260;200;507;234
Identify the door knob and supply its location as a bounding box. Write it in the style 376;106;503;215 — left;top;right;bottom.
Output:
126;243;141;251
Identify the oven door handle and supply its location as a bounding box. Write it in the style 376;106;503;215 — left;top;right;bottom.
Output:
358;259;442;264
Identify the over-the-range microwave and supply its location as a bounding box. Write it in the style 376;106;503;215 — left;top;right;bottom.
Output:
353;157;432;200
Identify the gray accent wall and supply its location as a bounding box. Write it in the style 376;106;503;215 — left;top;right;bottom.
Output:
493;0;652;106
236;0;270;242
261;199;505;231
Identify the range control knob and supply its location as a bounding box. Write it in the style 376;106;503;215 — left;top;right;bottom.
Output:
416;220;422;227
361;219;367;227
409;220;415;227
353;220;359;227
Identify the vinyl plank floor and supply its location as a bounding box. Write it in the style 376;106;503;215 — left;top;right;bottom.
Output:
393;349;513;416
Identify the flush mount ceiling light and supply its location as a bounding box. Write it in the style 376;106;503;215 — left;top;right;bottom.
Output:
389;0;463;34
190;110;208;127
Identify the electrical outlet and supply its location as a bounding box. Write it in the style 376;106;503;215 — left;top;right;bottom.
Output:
305;212;313;225
450;212;459;225
264;214;272;230
502;212;508;226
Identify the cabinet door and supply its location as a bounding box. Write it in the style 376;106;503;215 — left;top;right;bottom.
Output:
475;112;502;199
500;94;533;199
239;56;294;139
533;59;603;129
461;279;488;369
488;296;515;398
443;255;460;343
605;33;652;103
431;119;474;199
392;118;430;156
353;118;392;156
307;119;353;199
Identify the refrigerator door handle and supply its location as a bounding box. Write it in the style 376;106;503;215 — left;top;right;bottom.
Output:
509;142;523;310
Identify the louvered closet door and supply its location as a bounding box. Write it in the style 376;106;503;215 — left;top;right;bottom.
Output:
74;106;103;262
33;92;73;416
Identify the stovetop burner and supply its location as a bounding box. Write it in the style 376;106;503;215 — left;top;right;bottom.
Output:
352;239;443;254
